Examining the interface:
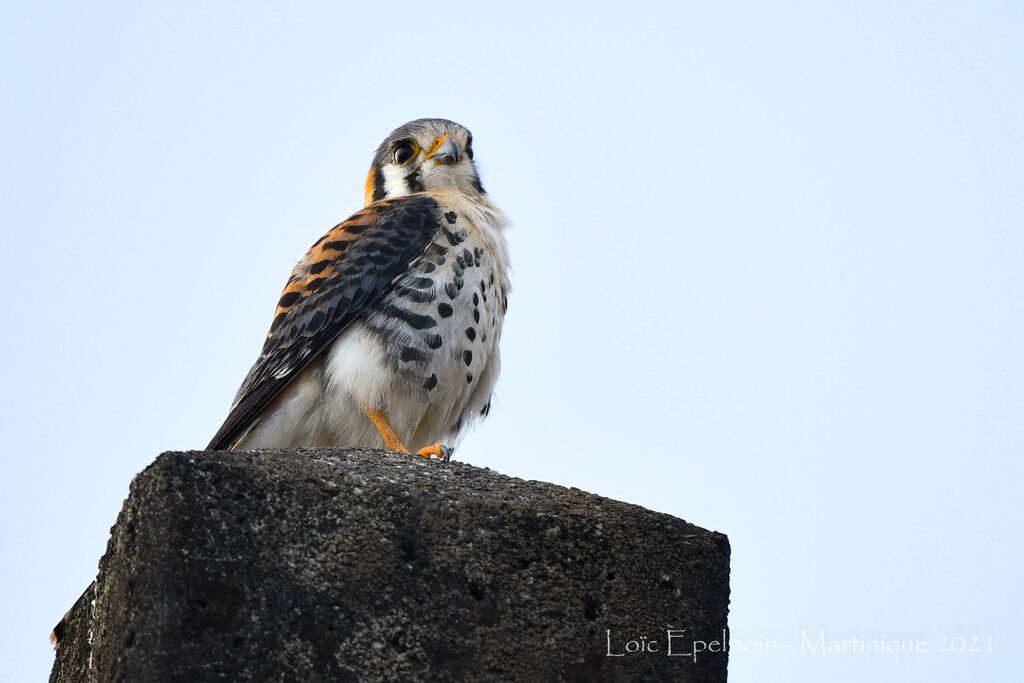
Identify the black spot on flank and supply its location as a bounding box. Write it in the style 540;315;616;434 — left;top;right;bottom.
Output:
503;295;508;312
405;168;424;192
463;248;474;266
444;211;458;224
392;285;434;303
371;168;386;202
481;332;487;342
473;308;480;323
426;242;448;257
489;272;495;285
472;292;479;306
445;282;458;299
480;400;491;416
455;254;466;271
442;227;465;245
278;291;301;308
309;259;332;275
424;374;438;391
383;304;437;329
437;302;453;318
407;276;433;289
466;372;473;384
463;350;473;366
305;277;327;292
425;333;442;349
455;276;464;290
479;279;486;292
465;327;476;341
401;346;427;363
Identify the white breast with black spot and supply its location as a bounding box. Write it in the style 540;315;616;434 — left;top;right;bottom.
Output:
354;192;510;451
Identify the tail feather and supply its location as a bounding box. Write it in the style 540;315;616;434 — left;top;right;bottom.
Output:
50;584;93;650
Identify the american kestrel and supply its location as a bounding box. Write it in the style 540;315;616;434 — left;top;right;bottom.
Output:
206;119;510;460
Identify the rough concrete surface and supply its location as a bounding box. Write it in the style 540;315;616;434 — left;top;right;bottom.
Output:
51;449;730;682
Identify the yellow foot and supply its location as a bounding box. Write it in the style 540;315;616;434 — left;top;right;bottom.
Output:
417;443;451;461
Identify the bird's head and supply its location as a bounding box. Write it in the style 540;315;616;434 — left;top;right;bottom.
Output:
364;118;485;206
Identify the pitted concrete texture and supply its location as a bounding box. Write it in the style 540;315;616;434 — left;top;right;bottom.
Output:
51;449;729;682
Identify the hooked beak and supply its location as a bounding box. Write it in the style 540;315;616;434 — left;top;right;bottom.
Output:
426;135;461;165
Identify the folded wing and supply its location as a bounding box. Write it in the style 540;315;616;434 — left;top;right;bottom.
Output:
207;194;443;450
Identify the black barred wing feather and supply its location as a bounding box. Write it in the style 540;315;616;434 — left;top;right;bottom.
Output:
207;194;443;450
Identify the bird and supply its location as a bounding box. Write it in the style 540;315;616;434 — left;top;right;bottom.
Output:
206;118;510;460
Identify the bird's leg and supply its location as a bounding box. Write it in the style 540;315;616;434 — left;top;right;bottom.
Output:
362;407;409;452
362;407;448;460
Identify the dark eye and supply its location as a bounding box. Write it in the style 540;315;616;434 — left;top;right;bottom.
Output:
393;142;416;165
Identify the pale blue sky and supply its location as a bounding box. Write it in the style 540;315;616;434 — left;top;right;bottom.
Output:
2;2;1021;681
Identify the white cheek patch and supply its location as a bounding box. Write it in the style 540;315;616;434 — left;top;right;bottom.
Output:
380;164;411;198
